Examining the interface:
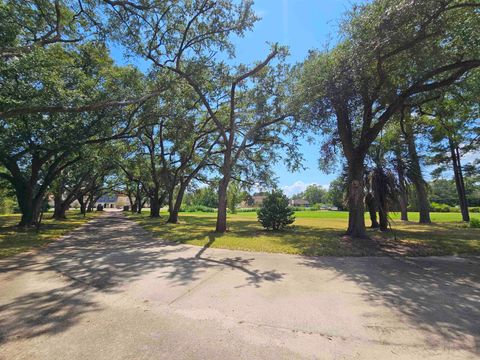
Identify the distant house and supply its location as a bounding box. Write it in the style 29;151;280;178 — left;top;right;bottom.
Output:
240;194;267;208
46;192;129;210
252;195;266;206
290;199;310;207
320;205;338;211
95;193;129;209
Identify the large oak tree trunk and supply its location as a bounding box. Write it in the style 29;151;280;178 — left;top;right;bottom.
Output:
404;123;430;223
414;180;431;223
167;189;174;220
53;205;68;220
168;183;187;224
19;205;39;227
449;139;469;222
6;168;42;228
150;196;161;218
215;146;232;233
456;146;469;222
5;158;44;227
86;194;94;212
167;207;179;224
216;177;229;232
127;193;135;212
78;196;86;216
136;186;144;213
53;192;68;220
19;200;42;228
14;182;42;228
394;150;409;221
345;157;367;238
149;191;166;218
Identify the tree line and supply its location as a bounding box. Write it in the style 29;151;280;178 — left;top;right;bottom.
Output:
0;0;479;238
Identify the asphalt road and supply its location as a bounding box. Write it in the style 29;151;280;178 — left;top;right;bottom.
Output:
1;212;479;359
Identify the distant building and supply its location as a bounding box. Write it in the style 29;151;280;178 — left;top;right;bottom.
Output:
46;192;129;210
320;205;338;211
95;193;129;209
289;199;310;207
240;194;267;208
252;195;266;206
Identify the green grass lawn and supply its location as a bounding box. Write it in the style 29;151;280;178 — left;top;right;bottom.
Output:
128;210;480;256
0;211;99;258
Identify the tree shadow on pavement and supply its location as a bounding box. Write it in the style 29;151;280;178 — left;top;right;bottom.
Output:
299;256;480;354
0;282;100;344
0;213;285;343
192;234;285;288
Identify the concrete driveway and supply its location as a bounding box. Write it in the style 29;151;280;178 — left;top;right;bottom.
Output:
0;212;479;359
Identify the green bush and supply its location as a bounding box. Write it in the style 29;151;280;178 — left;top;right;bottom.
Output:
180;205;216;213
470;218;480;228
236;207;258;212
430;202;451;212
0;197;16;214
469;207;480;213
257;190;295;231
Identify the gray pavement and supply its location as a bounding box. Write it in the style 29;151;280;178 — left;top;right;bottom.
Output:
0;212;479;359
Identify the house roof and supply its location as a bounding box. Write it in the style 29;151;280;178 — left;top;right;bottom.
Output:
291;199;309;205
97;195;118;203
252;195;266;200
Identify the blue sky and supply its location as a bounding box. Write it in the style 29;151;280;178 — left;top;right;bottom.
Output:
110;0;355;196
233;0;353;195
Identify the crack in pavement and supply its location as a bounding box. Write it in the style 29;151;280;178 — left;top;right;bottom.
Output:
168;266;226;305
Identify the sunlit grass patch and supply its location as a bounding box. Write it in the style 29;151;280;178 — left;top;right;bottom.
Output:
128;210;480;256
0;211;100;258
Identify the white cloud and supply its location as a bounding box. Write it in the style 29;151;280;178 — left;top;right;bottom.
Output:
282;181;329;197
255;8;267;18
461;149;480;165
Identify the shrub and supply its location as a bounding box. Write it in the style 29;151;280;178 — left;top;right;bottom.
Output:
470;207;480;213
470;218;480;228
236;207;258;212
257;190;295;231
430;202;451;212
0;197;16;214
180;205;216;213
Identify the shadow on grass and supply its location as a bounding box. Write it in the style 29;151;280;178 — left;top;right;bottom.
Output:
378;221;480;256
191;234;285;288
299;256;480;354
0;213;97;258
131;214;363;256
132;213;480;256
